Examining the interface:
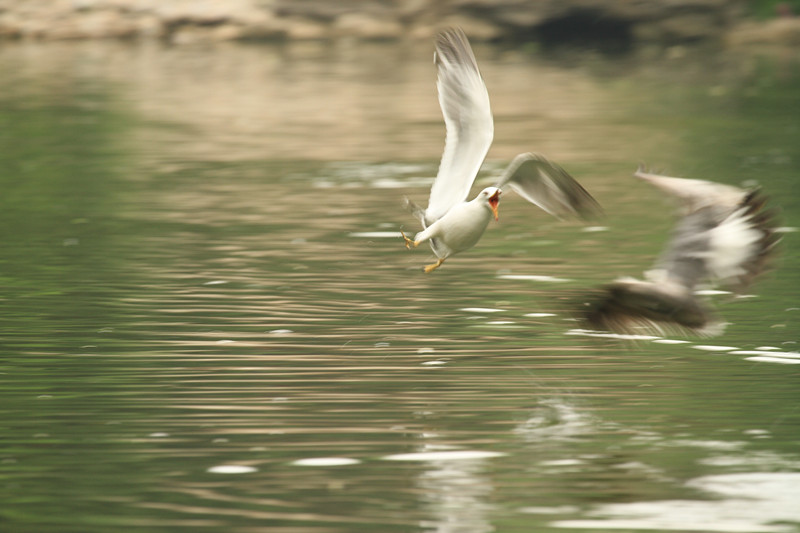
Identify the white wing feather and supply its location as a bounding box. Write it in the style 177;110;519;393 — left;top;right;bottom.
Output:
425;28;494;223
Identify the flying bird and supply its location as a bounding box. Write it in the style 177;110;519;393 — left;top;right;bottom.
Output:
584;167;780;336
402;28;600;273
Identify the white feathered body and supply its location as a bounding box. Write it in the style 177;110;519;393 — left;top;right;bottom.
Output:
416;198;494;259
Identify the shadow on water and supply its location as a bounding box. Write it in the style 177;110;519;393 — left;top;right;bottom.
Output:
0;40;798;532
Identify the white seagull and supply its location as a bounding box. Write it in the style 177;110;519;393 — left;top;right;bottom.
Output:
402;28;601;273
585;167;780;336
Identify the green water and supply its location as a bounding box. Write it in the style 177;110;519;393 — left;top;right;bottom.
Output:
0;40;798;533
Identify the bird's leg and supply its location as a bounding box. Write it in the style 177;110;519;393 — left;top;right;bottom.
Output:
423;258;445;273
401;230;419;249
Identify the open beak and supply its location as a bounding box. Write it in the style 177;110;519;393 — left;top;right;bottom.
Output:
488;190;500;221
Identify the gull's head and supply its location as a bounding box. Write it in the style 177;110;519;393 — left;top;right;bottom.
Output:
479;187;501;221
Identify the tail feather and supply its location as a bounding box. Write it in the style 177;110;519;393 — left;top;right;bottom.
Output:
403;196;427;227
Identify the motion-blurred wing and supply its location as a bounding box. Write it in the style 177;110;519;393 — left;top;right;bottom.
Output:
426;28;494;223
634;166;744;213
639;170;779;292
496;152;601;220
645;208;718;291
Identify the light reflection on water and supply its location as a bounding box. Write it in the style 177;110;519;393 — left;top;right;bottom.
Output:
554;472;800;532
0;40;798;533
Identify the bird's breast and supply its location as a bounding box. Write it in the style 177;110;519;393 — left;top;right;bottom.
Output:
436;203;493;252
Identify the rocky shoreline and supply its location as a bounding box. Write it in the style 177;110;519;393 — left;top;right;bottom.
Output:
1;0;799;47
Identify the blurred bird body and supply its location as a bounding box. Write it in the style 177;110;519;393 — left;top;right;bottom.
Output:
586;168;779;336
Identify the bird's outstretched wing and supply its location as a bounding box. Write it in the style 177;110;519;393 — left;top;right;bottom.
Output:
633;167;744;214
495;152;601;220
637;169;779;292
584;169;779;337
426;28;494;223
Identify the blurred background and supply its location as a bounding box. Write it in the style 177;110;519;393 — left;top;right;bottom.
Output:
1;1;799;532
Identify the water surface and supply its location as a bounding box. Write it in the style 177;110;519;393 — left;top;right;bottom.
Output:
1;40;798;533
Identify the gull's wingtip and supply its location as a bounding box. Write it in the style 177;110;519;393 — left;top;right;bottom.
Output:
633;163;667;181
433;27;477;69
434;27;465;49
437;26;465;39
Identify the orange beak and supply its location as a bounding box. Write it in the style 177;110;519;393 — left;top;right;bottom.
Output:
488;191;500;221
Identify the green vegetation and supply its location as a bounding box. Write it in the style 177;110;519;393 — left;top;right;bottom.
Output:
748;0;800;19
